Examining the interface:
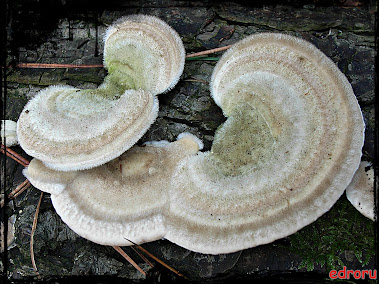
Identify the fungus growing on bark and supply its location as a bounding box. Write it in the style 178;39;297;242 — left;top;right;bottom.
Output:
18;87;158;171
24;158;78;196
23;133;202;246
17;15;185;171
346;161;375;221
103;14;185;94
22;33;365;255
166;33;365;254
1;120;18;147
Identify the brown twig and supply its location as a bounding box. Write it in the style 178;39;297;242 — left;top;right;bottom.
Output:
14;63;104;69
113;246;147;276
185;45;232;58
183;78;208;84
31;191;43;278
219;28;235;43
1;144;30;166
0;144;31;207
0;179;32;207
7;46;232;70
125;239;188;280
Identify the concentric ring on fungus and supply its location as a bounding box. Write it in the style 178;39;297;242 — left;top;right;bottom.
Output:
17;15;185;171
17;87;158;171
103;14;185;94
24;133;203;246
23;33;365;256
165;33;365;254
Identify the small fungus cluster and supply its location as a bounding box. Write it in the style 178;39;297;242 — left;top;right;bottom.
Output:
12;17;371;256
16;15;185;171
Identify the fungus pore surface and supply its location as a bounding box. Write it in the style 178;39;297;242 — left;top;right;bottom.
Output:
17;15;185;171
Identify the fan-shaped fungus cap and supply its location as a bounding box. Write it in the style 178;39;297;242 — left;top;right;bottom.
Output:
17;15;185;171
1;120;18;146
103;14;185;94
23;158;78;196
346;161;375;221
23;133;202;246
166;33;365;254
17;86;158;171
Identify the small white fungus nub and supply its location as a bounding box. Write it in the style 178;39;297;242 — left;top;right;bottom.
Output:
1;120;18;147
177;132;204;150
346;161;375;221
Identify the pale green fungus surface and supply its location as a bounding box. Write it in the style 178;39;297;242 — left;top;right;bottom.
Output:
211;103;276;177
16;15;185;171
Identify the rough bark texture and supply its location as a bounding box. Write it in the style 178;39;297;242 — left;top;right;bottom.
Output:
1;0;376;283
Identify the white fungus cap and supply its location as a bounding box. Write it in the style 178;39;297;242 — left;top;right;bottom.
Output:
17;86;158;171
23;158;78;196
166;33;365;254
177;132;204;150
23;133;202;246
17;15;185;171
103;14;186;95
346;161;375;221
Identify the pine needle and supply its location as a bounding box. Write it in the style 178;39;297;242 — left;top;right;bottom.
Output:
0;145;31;207
0;179;31;207
14;63;104;69
125;238;188;280
113;246;147;276
130;245;154;268
7;46;232;69
185;45;231;58
185;56;220;61
30;191;43;278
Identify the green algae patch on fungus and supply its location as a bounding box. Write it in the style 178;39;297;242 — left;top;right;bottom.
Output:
211;103;276;177
103;14;185;95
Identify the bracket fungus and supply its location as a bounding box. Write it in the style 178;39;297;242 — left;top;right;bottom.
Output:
167;33;365;254
23;33;365;256
17;15;185;171
24;133;202;246
346;161;375;221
